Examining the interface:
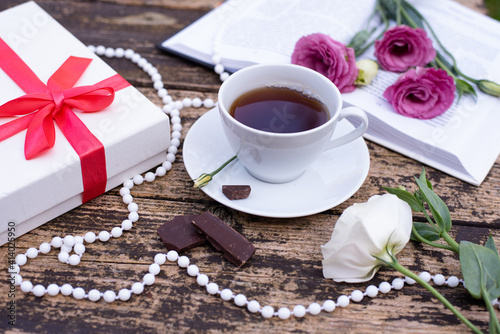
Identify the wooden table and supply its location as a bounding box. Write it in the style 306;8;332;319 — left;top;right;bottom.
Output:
1;0;498;333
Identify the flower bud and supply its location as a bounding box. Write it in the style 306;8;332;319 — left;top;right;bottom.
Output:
193;173;212;188
192;155;238;188
477;80;500;97
355;59;379;86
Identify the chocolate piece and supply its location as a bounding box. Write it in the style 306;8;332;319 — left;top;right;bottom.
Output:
157;215;207;252
192;211;255;267
222;185;251;200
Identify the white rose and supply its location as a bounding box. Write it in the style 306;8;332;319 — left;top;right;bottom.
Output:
321;194;413;283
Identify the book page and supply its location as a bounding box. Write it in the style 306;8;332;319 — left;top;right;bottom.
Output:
221;0;375;57
343;0;500;183
162;0;376;71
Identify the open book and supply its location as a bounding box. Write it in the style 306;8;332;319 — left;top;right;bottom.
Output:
159;0;500;186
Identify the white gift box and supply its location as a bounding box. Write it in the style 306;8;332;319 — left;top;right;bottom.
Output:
0;2;170;245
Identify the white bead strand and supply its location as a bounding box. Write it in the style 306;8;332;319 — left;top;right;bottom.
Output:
9;45;490;323
9;46;201;304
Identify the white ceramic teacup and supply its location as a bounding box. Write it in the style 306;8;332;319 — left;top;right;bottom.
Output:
218;64;368;183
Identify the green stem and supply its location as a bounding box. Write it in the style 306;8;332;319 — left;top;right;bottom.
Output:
441;231;460;254
193;154;238;188
209;155;237;177
354;27;386;57
395;0;402;25
433;56;458;79
411;225;455;252
352;1;390;56
481;286;500;333
399;2;419;28
390;261;485;334
422;209;441;232
377;0;389;28
421;208;459;254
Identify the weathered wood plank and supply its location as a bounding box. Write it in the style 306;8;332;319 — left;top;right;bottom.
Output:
1;0;499;333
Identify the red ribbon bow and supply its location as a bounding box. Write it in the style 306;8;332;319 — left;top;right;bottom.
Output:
0;75;115;159
0;38;130;202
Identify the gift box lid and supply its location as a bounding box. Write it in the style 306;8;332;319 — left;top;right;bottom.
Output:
0;1;171;244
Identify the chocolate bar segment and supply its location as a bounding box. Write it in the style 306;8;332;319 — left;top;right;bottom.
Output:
157;215;207;252
222;185;251;200
192;211;255;267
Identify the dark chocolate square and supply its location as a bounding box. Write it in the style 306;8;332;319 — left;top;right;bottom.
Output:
192;211;255;267
222;185;251;200
157;214;206;252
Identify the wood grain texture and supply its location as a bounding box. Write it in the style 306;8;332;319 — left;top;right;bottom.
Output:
1;0;499;333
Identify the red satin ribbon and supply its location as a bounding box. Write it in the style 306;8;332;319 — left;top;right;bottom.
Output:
0;38;131;203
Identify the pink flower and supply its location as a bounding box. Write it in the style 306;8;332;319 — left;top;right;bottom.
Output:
383;67;455;119
375;25;436;72
291;33;359;93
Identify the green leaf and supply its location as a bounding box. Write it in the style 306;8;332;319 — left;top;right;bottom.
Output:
418;168;432;190
414;177;452;232
348;29;372;53
411;222;440;242
485;0;500;21
400;1;424;28
455;79;477;102
485;235;500;257
384;186;424;212
460;241;500;301
413;189;423;203
458;79;477;95
378;0;398;21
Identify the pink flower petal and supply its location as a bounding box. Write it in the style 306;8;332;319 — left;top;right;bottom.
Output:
384;67;455;119
292;33;359;93
375;25;436;72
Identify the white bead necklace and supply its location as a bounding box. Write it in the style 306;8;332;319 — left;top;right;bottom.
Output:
9;45;500;318
8;0;500;317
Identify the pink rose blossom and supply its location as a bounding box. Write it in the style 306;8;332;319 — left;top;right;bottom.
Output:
375;25;436;72
291;33;359;93
383;67;455;119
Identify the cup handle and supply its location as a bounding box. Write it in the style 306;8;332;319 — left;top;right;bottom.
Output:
325;106;368;150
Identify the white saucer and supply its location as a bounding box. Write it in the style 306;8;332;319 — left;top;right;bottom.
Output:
183;108;370;218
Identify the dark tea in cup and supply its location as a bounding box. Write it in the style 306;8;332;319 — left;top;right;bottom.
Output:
229;86;329;133
218;64;368;183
